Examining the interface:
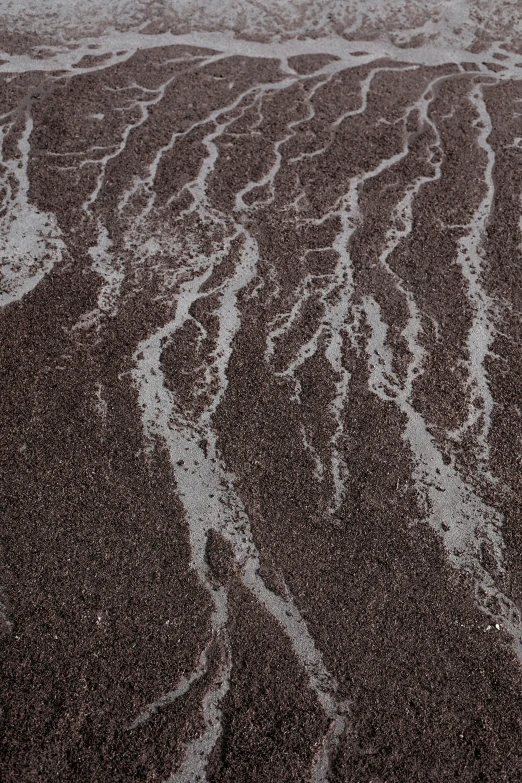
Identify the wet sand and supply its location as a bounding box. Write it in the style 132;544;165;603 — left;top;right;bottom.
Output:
2;3;522;781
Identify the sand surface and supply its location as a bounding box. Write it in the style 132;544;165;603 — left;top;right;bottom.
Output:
2;2;522;781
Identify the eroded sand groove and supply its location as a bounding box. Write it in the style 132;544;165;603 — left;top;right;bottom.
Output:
2;23;522;782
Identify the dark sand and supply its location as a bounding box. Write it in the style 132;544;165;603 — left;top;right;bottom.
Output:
2;4;522;781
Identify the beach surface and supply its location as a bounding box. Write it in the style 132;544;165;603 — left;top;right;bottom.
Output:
2;2;522;781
